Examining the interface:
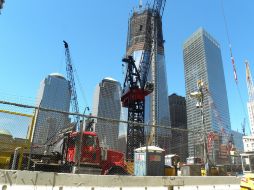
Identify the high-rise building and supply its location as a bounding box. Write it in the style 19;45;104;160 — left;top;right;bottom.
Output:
32;73;71;154
243;136;254;152
231;130;244;153
169;93;188;162
92;77;122;150
183;28;231;163
126;8;171;153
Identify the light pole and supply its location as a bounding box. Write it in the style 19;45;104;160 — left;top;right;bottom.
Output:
189;80;208;165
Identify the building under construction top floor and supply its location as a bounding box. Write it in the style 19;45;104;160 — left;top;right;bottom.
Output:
122;4;171;159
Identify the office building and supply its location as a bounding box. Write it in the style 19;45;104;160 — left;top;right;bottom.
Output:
169;93;188;162
243;136;254;152
92;77;122;150
231;130;244;153
32;73;71;154
183;28;231;163
126;8;171;153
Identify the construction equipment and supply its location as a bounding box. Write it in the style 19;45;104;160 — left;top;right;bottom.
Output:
63;41;80;132
26;41;128;175
0;0;4;10
121;0;166;160
30;123;128;175
0;110;35;170
245;60;254;135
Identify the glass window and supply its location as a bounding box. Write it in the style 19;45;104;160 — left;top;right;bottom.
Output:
83;135;96;147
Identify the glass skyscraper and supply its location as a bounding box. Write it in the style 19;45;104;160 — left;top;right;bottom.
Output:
183;28;231;163
92;77;122;150
169;93;188;162
32;73;71;154
126;9;171;153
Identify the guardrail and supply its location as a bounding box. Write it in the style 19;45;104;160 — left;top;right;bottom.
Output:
0;170;240;190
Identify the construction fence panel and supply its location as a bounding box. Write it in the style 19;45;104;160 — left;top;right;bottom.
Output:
0;100;191;176
0;102;34;170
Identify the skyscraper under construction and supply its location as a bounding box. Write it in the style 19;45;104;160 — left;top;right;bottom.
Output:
124;2;171;154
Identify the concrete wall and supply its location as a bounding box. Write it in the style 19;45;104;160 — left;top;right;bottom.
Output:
0;170;240;190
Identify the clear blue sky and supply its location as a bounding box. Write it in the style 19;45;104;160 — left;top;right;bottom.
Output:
0;0;254;136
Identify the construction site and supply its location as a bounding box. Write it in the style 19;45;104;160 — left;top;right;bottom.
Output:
1;0;254;189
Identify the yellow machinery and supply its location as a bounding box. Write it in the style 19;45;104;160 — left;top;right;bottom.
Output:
0;109;35;169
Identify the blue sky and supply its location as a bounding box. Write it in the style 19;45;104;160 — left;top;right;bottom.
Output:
0;0;254;136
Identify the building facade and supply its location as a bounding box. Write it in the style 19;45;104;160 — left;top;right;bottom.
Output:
32;73;71;154
126;8;171;153
168;93;188;162
183;28;231;163
231;130;244;153
92;77;122;150
243;136;254;152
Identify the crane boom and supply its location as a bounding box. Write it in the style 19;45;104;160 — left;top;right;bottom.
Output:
121;0;167;159
63;41;80;131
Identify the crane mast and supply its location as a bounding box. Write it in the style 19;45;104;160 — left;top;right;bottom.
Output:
63;41;80;131
0;0;4;13
245;60;254;135
121;0;166;160
0;0;4;9
246;60;254;101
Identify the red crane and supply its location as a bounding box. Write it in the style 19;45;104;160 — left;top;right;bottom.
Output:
121;0;166;160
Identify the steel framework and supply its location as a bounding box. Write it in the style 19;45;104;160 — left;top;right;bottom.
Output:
121;0;166;160
63;41;80;131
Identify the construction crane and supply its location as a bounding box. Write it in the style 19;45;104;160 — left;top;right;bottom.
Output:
245;60;254;135
121;0;166;160
63;41;80;131
0;0;4;8
0;0;4;13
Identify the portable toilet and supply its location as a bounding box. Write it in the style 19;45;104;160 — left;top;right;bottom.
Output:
134;146;165;176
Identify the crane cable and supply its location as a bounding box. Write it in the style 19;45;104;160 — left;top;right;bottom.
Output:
221;0;249;134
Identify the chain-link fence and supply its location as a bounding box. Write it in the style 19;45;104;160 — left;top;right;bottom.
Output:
0;101;33;170
0;100;240;176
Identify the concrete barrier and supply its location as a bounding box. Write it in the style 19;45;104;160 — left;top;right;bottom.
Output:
0;170;241;190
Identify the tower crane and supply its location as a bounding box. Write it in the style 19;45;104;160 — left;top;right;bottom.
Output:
245;60;254;135
121;0;166;160
0;0;4;13
0;0;4;9
63;41;80;131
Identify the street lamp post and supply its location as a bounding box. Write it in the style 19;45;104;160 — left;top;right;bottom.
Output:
189;80;208;165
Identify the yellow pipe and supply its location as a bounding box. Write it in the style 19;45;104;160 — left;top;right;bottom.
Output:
27;113;36;142
0;109;33;118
